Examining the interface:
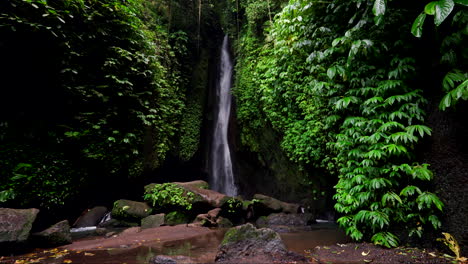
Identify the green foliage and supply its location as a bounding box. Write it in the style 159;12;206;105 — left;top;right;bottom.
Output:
0;0;199;209
144;183;195;211
411;1;468;110
0;145;79;210
225;197;243;213
234;0;447;247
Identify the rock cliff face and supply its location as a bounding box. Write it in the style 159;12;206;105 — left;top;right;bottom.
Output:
421;100;468;254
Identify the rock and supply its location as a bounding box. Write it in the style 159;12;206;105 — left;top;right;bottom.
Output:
253;194;300;214
215;223;307;263
216;217;233;228
32;220;71;246
0;208;39;243
172;180;209;190
265;213;313;226
112;199;152;221
194;213;215;227
165;211;190;226
207;208;221;218
141;214;165;229
281;202;300;214
145;182;228;209
73;206;108;227
255;216;268;228
253;194;282;212
193;208;226;227
98;218;139;228
70;226;108;239
149;255;194;264
256;213;313;233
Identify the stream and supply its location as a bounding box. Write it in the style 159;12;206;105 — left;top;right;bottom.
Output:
0;223;348;264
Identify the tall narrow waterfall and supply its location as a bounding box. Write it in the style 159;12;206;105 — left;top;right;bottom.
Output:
210;35;237;196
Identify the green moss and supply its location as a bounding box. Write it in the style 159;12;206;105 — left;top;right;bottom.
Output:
221;224;259;246
165;211;190;226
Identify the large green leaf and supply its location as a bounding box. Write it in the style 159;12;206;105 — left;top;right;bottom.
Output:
434;0;455;26
411;13;426;37
424;1;437;15
373;0;386;16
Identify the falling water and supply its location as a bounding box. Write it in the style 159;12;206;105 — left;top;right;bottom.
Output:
210;35;237;196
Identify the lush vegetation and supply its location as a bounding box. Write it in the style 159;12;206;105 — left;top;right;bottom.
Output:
144;183;195;211
0;0;214;210
233;0;466;247
0;0;465;250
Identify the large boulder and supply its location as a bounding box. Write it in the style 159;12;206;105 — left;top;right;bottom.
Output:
256;213;314;233
265;213;313;226
253;194;300;214
215;223;307;263
141;214;165;229
32;220;72;246
73;206;108;227
144;182;229;211
0;208;39;243
173;180;209;190
112;199;152;221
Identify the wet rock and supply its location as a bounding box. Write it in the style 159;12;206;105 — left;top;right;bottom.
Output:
253;194;300;214
149;255;194;264
112;199;152;221
0;208;39;253
216;217;233;228
207;208;221;218
215;223;307;263
194;208;223;227
32;220;72;246
165;211;190;226
141;214;165;229
266;212;313;226
0;208;39;243
70;226;108;239
98;218;139;228
144;182;230;214
73;206;108;227
256;213;314;232
194;213;216;227
173;180;209;190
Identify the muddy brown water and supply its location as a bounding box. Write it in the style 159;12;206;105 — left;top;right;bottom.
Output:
0;223;348;264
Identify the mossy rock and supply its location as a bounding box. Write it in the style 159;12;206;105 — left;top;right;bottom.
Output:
255;216;268;228
216;217;233;228
112;199;152;221
221;223;281;246
141;214;165;229
165;211;190;226
32;220;71;246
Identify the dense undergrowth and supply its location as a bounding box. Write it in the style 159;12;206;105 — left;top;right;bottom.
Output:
232;0;467;247
0;0;213;210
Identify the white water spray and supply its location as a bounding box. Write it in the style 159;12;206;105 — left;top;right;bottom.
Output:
210;35;237;196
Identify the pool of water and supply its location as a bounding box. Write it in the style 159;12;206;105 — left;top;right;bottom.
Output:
0;223;349;264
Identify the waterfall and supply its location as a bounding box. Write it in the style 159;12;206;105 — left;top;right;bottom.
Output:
210;35;238;197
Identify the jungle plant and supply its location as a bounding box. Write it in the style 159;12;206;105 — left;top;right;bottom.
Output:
144;183;195;210
410;0;468;110
225;197;243;213
234;0;445;247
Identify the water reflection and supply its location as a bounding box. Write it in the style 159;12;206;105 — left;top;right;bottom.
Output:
1;223;349;264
